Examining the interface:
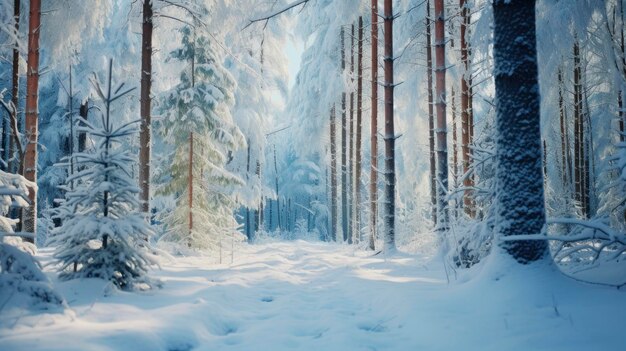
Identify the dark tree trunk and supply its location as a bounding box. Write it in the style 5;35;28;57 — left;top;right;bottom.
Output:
349;23;355;244
369;0;379;250
6;0;20;173
558;69;569;187
139;0;153;213
573;40;586;218
493;0;548;263
356;16;364;243
434;0;449;231
426;0;437;225
383;0;396;251
341;27;349;243
460;0;475;217
188;132;194;239
22;0;41;240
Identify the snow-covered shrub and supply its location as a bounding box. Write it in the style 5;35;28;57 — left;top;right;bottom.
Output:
155;20;246;253
49;61;157;291
0;170;64;310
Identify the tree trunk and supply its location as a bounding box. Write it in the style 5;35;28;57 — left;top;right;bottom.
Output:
426;0;437;225
558;68;569;187
255;160;261;233
356;16;364;244
460;0;474;217
330;105;338;241
22;0;41;241
139;0;153;213
383;0;396;252
349;23;355;244
434;0;449;231
188;132;194;240
573;40;585;218
7;0;20;173
341;27;349;243
493;0;548;264
452;87;458;189
369;0;379;251
273;145;281;229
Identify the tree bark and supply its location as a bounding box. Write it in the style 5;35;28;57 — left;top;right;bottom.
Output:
356;16;364;244
493;0;548;263
369;0;379;250
349;23;356;244
330;105;338;241
383;0;396;251
188;132;193;241
426;0;437;225
434;0;449;231
22;0;41;241
7;0;20;173
573;40;585;218
139;0;153;213
341;27;349;243
460;0;474;217
558;68;569;187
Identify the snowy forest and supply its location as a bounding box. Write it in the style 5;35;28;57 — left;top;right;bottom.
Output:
1;0;625;350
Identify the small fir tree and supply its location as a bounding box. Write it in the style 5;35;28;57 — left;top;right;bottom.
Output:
50;60;157;290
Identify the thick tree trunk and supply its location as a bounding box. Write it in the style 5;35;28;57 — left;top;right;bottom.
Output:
22;0;41;241
255;160;261;233
434;0;449;231
493;0;548;263
383;0;396;251
341;27;349;243
426;0;437;225
273;146;281;229
356;16;364;244
139;0;153;213
330;105;338;241
369;0;379;250
460;0;474;218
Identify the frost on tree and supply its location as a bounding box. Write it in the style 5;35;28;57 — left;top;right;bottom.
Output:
0;170;64;309
50;61;157;290
156;25;246;252
493;0;548;263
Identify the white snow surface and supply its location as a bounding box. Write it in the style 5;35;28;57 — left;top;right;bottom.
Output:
1;241;625;351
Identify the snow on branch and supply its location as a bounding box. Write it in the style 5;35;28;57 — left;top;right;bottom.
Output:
244;0;310;30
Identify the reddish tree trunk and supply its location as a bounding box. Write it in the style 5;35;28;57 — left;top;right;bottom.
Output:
383;0;396;251
22;0;41;239
356;16;364;243
426;0;437;225
434;0;449;230
369;0;379;250
139;0;153;213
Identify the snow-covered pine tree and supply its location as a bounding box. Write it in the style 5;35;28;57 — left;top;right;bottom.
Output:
50;60;157;290
156;23;245;252
0;169;64;309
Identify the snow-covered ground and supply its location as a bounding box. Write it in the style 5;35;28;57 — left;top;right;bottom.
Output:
1;241;625;351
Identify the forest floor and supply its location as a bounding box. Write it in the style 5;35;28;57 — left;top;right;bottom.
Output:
1;240;625;350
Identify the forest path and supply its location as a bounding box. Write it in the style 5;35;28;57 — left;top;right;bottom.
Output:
1;241;625;350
